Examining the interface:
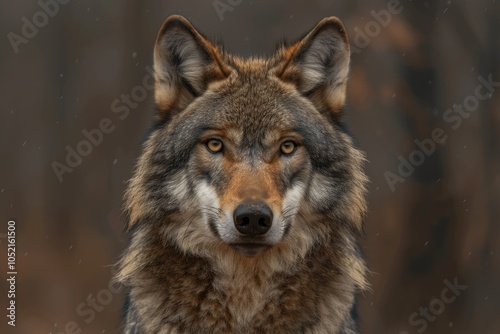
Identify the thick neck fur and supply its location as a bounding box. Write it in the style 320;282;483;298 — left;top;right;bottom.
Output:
118;220;365;334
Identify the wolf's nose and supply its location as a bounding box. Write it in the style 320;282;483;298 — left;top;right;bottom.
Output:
233;201;273;236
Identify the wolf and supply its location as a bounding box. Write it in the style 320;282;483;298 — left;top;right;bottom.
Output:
116;15;369;334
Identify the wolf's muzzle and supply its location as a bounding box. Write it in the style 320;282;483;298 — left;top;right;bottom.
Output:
233;200;273;236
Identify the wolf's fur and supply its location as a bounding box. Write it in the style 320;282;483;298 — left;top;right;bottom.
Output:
117;15;368;334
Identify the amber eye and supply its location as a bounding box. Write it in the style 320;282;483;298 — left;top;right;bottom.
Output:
280;141;297;155
206;139;223;153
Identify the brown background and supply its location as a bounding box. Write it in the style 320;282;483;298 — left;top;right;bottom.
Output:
1;0;499;333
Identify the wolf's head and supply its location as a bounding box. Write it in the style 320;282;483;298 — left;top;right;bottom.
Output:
126;16;367;260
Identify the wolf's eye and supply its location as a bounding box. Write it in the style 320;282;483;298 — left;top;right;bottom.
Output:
206;139;223;153
280;141;297;155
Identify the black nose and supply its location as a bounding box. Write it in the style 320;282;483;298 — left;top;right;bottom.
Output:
233;201;273;236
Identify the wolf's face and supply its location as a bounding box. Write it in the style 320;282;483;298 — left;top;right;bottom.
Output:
126;16;367;259
178;77;318;256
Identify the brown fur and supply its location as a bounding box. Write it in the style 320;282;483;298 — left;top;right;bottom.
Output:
117;15;368;334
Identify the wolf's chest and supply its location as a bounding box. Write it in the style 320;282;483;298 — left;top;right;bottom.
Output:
212;273;271;327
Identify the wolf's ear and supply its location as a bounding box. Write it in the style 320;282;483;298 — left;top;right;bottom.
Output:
153;15;231;112
274;17;350;115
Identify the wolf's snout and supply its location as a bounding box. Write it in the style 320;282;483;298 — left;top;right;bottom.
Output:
233;201;273;236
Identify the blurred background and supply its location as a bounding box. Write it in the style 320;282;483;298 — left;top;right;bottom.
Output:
1;0;499;333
